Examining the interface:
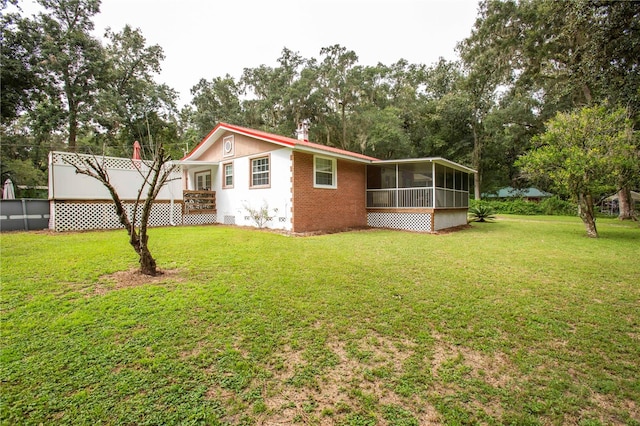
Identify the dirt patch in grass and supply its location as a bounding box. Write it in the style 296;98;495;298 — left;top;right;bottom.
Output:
91;268;186;295
590;392;640;424
429;334;517;420
253;334;439;425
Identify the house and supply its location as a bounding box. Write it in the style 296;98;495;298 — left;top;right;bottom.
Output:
599;190;640;215
178;122;476;233
484;186;552;202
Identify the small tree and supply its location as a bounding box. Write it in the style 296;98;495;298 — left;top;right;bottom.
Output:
517;105;636;238
68;143;176;275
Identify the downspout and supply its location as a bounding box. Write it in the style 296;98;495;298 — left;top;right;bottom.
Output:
169;189;176;226
168;163;176;226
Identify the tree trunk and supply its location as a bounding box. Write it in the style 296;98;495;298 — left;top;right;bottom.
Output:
474;172;481;200
64;74;78;152
617;187;635;220
578;192;598;238
68;111;77;152
138;245;157;276
472;124;482;200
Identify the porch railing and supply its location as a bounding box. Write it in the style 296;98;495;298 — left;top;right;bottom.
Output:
366;188;433;208
183;190;216;214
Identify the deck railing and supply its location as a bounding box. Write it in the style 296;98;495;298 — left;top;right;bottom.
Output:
183;190;216;214
366;188;434;208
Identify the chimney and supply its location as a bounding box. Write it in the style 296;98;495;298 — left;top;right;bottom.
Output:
296;119;310;141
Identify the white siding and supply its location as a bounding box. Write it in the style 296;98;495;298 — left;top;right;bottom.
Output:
433;210;468;231
49;152;182;201
214;148;293;231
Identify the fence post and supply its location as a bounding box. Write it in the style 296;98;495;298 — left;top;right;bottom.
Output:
21;199;29;231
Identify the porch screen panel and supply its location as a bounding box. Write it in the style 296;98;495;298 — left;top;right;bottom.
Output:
366;165;396;189
455;170;463;190
435;164;446;188
398;163;432;188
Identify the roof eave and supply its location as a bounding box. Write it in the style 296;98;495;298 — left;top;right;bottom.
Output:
293;145;377;163
372;157;477;174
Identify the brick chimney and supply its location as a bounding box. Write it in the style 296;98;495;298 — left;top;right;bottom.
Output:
296;119;310;141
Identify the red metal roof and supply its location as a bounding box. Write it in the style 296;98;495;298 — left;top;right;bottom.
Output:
182;122;379;162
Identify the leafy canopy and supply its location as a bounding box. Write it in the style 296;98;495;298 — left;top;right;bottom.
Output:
517;104;636;199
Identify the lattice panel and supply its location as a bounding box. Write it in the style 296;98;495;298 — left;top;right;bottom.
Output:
52;151;157;170
183;214;218;226
367;212;432;232
52;201;182;232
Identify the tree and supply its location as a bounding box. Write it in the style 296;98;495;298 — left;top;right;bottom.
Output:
1;5;41;125
36;0;106;151
96;25;177;156
315;45;360;150
459;0;640;198
517;105;637;238
68;143;177;275
190;74;243;138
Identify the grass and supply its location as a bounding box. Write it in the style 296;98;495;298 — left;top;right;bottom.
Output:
1;216;639;425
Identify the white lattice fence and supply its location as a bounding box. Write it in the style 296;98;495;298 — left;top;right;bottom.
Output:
183;214;218;226
51;151;154;170
367;212;433;232
51;201;183;232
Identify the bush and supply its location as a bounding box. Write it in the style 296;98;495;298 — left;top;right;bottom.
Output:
468;203;496;222
470;197;577;216
539;196;577;216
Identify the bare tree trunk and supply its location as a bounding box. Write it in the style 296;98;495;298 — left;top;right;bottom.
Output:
138;242;157;276
578;192;598;238
617;187;635;221
69;145;176;276
472;124;482;200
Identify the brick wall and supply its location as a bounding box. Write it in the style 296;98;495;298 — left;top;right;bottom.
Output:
291;152;367;233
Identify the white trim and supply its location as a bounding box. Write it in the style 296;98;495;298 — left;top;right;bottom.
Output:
294;145;373;164
250;155;270;188
373;157;476;174
313;155;337;189
175;160;219;166
195;170;212;190
223;162;234;188
222;135;234;157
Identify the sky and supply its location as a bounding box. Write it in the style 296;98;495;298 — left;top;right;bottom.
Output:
17;0;481;107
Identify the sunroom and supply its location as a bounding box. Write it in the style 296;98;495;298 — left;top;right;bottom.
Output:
366;158;476;232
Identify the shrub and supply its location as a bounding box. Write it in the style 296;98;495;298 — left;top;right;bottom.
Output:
468;204;496;222
539;196;577;216
469;197;577;216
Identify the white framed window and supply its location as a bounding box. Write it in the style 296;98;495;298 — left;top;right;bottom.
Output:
250;155;270;188
195;170;212;190
314;155;337;188
222;135;234;157
223;162;233;188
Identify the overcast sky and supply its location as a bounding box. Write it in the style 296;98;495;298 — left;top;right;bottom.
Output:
18;0;481;107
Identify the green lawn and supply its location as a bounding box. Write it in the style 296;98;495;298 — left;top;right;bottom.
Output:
1;216;639;425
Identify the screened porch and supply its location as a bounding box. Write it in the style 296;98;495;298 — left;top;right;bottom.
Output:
366;159;473;209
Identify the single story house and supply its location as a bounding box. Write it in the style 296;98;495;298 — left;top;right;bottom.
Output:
177;122;476;233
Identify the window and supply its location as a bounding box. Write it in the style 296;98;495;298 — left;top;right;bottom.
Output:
251;156;270;187
195;170;211;190
222;135;234;157
223;162;233;188
314;156;336;188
